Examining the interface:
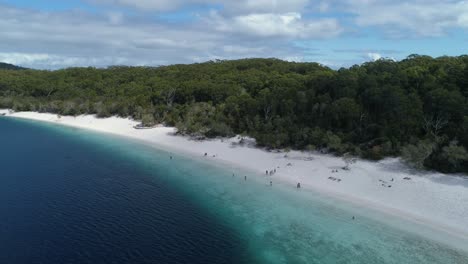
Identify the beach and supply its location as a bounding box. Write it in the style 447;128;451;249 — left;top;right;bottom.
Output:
2;109;467;249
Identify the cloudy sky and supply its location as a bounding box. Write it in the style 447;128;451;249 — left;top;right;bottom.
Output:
0;0;467;69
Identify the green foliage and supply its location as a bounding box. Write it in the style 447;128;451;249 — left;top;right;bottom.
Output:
1;56;467;173
0;62;27;70
175;102;233;138
441;141;468;171
325;131;344;153
141;113;156;127
401;140;435;169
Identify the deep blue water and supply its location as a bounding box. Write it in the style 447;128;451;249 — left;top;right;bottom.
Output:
0;118;250;264
1;117;467;264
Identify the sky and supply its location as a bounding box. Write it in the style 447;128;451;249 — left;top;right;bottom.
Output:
0;0;467;69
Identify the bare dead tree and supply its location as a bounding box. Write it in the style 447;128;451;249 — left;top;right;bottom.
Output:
157;88;177;125
355;112;367;137
164;88;177;108
423;114;449;140
47;88;57;97
263;104;272;121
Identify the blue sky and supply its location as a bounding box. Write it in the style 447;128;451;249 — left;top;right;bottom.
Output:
0;0;467;69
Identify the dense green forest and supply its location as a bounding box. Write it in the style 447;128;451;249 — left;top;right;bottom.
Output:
1;55;467;173
0;62;27;71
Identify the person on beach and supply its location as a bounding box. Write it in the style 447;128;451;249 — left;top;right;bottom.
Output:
270;181;272;186
170;156;172;160
204;153;207;157
297;182;301;188
352;216;355;220
244;176;247;181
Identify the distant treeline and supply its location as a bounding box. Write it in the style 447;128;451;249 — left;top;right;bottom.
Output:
1;56;467;173
0;62;27;71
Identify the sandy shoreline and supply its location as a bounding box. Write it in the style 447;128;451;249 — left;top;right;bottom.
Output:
2;109;468;250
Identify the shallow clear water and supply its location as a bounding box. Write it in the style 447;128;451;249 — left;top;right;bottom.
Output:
1;117;467;264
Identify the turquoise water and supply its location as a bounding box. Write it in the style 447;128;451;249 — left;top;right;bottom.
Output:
1;117;467;263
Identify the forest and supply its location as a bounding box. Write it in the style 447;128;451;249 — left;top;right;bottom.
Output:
0;55;467;173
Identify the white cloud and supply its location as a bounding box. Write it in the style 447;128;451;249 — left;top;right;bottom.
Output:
222;45;265;54
90;0;311;13
223;0;310;14
107;11;124;25
343;0;468;37
318;1;330;12
283;56;304;62
367;52;382;61
212;11;342;38
0;53;52;66
0;5;316;69
0;5;218;68
89;0;192;11
365;52;397;62
3;1;466;69
0;52;166;68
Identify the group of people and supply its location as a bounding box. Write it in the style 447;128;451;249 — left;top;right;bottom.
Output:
329;169;342;182
264;167;301;189
378;179;393;188
198;153;302;189
180;153;357;220
204;152;217;158
328;176;342;182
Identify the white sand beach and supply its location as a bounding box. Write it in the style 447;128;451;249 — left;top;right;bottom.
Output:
2;109;468;249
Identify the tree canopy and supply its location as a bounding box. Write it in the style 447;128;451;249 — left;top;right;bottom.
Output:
1;56;467;173
0;62;27;71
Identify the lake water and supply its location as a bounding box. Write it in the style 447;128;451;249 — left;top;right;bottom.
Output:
0;117;467;264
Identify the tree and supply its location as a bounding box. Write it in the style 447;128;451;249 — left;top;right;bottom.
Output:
325;131;344;153
423;114;448;140
141;113;156;127
441;141;468;170
1;57;467;173
330;97;360;130
401;141;434;169
259;88;274;121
